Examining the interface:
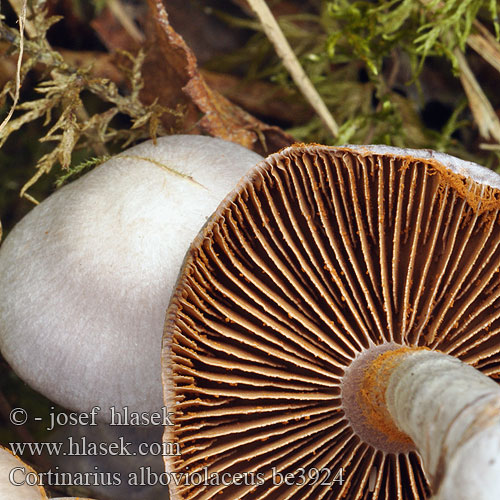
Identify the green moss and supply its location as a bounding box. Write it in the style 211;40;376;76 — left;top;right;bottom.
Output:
0;5;180;211
210;0;500;169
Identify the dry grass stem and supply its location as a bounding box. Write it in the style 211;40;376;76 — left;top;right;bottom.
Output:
246;0;339;138
108;0;145;43
7;0;35;37
455;48;500;143
479;143;500;151
467;21;500;75
0;0;26;137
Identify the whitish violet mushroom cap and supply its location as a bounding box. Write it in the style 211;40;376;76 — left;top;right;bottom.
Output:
163;145;500;499
0;447;96;500
0;447;46;500
0;135;262;419
345;144;500;190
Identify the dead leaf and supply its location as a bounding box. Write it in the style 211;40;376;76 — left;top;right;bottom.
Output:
202;69;313;125
91;5;141;52
143;0;294;154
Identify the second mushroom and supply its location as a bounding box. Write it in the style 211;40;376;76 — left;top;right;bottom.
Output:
163;145;500;500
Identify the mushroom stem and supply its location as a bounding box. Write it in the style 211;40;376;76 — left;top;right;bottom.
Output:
361;347;500;500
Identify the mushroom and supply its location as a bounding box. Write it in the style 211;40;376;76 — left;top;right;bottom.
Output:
0;446;98;500
0;135;262;419
0;447;47;500
163;145;500;499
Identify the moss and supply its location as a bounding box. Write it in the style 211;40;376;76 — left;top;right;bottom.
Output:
0;4;180;212
211;0;500;164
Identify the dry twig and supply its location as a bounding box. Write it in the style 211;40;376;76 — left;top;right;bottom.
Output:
0;0;26;137
468;21;500;75
455;48;500;144
246;0;339;138
107;0;145;43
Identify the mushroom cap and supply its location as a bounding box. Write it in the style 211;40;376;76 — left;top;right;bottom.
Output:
0;447;47;499
163;145;500;499
0;135;262;419
345;144;500;190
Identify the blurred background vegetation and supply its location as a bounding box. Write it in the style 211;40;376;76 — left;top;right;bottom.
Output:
1;0;500;497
